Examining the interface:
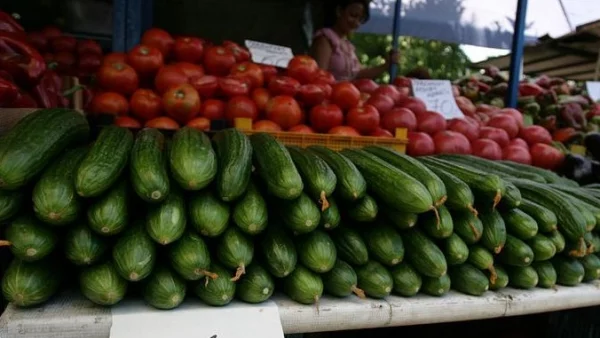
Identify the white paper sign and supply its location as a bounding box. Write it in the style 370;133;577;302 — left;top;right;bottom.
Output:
411;79;464;119
110;299;284;338
586;81;600;102
245;40;294;68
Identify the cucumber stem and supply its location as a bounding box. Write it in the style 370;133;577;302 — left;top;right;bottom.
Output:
568;237;586;257
431;206;440;230
467;204;479;217
468;221;481;240
435;195;448;207
351;285;366;299
488;265;498;284
0;240;10;246
314;295;320;314
492;190;502;209
231;264;246;281
202;270;219;287
319;191;330;211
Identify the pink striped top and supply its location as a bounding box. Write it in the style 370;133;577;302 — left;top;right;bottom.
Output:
314;28;362;81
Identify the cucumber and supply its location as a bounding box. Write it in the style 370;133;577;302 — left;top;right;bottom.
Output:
354;260;393;299
468;245;498;283
287;145;336;208
308;145;366;201
250;133;303;200
280;192;320;234
169;127;217;190
449;263;489;296
365;146;447;206
146;185;186;245
549;184;600;208
552;189;597;232
503;208;538;240
443;233;469;266
451;209;483;244
331;227;369;266
283;265;323;304
580;254;600;282
548;230;566;253
347;194;378;223
5;215;57;261
194;264;236;306
421;205;453;239
0;108;89;190
0;189;24;222
421;274;451;297
296;230;337;273
487;265;509;290
232;180;268;235
507;266;538;289
389;262;422;297
64;223;107;266
32;147;87;225
419;163;476;214
216;227;254;281
143;265;186;310
381;206;418;230
532;261;557;288
112;224;156;281
130;128;170;203
403;229;447;278
439;154;546;183
320;196;341;230
260;227;297;278
362;223;404;266
341;149;434;213
87;179;129;236
79;262;127;306
498;235;534;267
499;160;566;184
75;126;133;197
236;263;274;304
2;258;61;307
189;190;230;237
566;238;588;258
212;128;253;202
527;234;557;261
323;260;365;298
168;232;213;281
480;209;507;254
519;199;557;233
591;234;600;254
584;232;596;254
500;181;522;209
553;256;585;286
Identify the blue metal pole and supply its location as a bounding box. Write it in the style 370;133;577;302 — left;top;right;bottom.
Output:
506;0;528;108
112;0;127;52
388;0;402;83
126;0;142;51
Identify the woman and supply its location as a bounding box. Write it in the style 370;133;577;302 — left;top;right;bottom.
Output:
311;0;397;81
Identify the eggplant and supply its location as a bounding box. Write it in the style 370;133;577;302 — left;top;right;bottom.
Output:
584;133;600;161
559;154;594;185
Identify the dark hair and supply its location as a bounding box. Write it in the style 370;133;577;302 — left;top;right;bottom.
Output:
323;0;371;28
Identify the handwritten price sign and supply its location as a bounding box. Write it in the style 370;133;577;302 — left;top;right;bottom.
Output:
245;40;294;68
586;81;600;102
411;80;464;120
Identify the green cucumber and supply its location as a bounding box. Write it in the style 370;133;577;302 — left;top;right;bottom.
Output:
503;208;538;240
549;184;600;208
419;163;476;213
443;233;469;266
146;185;186;245
79;262;127;306
331;227;369;266
532;261;557;288
421;274;451;297
320;196;341;230
438;154;546;183
194;264;236;306
403;229;447;278
287;145;336;208
421;204;453;239
130;128;170;203
498;235;534;267
487;265;509;290
553;256;585;286
112;224;156;281
323;260;365;298
362;223;404;266
212;128;253;202
354;260;393;299
480;209;507;254
143;265;186;310
2;258;61;307
507;266;538;289
216;227;254;281
5;215;57;261
566;238;588;258
519;199;557;233
499;160;565;184
527;234;557;261
0;189;24;222
308;145;366;201
449;263;489;296
381;207;418;230
552;189;597;232
232;180;268;235
500;181;522;209
64;223;107;266
580;254;600;282
451;209;483;244
280;192;320;234
389;262;422;297
296;230;337;273
468;245;498;283
169;127;217;190
283;265;323;304
87;179;129;236
168;232;213;280
236;263;274;304
548;230;566;253
347;194;378;223
260;227;297;278
189;190;230;237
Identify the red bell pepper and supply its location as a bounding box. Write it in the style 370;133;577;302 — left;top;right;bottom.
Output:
0;31;46;86
519;83;545;97
9;89;38;108
32;70;68;108
0;11;24;34
0;77;18;106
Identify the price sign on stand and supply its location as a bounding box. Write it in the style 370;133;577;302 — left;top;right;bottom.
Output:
586;81;600;102
411;80;464;119
245;40;294;68
110;300;284;338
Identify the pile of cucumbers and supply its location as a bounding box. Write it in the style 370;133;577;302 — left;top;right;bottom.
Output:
1;108;600;311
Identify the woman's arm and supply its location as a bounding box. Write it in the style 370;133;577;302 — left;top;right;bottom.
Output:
354;64;388;79
310;36;333;70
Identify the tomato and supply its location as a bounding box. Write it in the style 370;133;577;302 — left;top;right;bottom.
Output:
407;132;435;156
253;120;283;132
173;37;204;63
374;85;402;104
447;118;480;142
393;76;412;88
476;103;500;115
203;46;236;76
154;65;188;94
174;62;205;81
266;95;304;130
186;117;211;131
366;93;394;115
519;125;552;146
487;114;519;139
455;96;476;117
102;52;127;66
530;143;564;170
316;83;332;99
370;127;394;138
471;139;502;160
502;145;532;165
499;108;524;129
51;36;77;53
223;41;251;63
287;55;318;84
329;126;360;136
252;88;271;112
309;103;343;133
297;84;326;106
77;52;102;74
433;131;472;155
163;83;201;123
508;137;529;149
200;99;226;120
346;105;380;134
127;45;164;76
477;112;491;125
114;116;141;128
219;77;250;97
479;126;510;148
226;96;258;122
141;28;175;58
289;124;314;133
260;65;278;83
230;62;264;89
97;62;139;95
77;39;102;55
41;26;62;40
190;75;219;98
129;89;162;121
400;97;427;117
90;92;129;116
353;79;379;94
54;51;76;75
268;76;301;96
417;111;446;135
312;69;336;85
145;116;180;130
331;81;360;110
381;107;416;133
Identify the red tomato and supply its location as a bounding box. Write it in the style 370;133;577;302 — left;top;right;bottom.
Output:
286;55;318;84
346;105;380;134
54;51;76;75
28;32;48;52
187;117;211;131
479;126;510;148
230;62;264;89
51;36;77;53
476;103;500;115
203;46;236;76
97;62;139;95
455;96;476;117
253;120;283;132
499;108;524;129
487;114;519;139
329;126;361;136
477;112;491;125
173;37;204;63
266;96;304;130
41;26;62;40
331;81;360;110
519;125;552;146
381;107;417;133
417;111;446;135
130;89;162;121
252;88;271;112
77;39;102;55
114;116;141;128
316;83;333;99
174;62;205;81
200;99;226;120
260;65;278;83
141;28;175;58
223;41;251;63
90;92;129;116
312;69;336;85
226;96;259;122
370;127;394;138
190;75;219;98
447;118;480;142
374;85;402;104
530;143;564;170
471;139;502;160
508;137;529;149
502;145;532;165
163;83;201;123
297;84;327;106
145;116;180;130
289;124;314;133
400;97;427;116
268;76;301;96
77;52;102;74
103;52;127;66
353;79;379;94
309;103;344;133
393;76;412;88
367;93;394;115
433;131;472;155
407;132;435;156
219;77;250;97
154;65;188;94
127;45;164;76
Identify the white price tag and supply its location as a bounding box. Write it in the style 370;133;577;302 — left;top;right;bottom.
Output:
586;81;600;102
110;299;284;338
411;80;464;119
245;40;294;68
